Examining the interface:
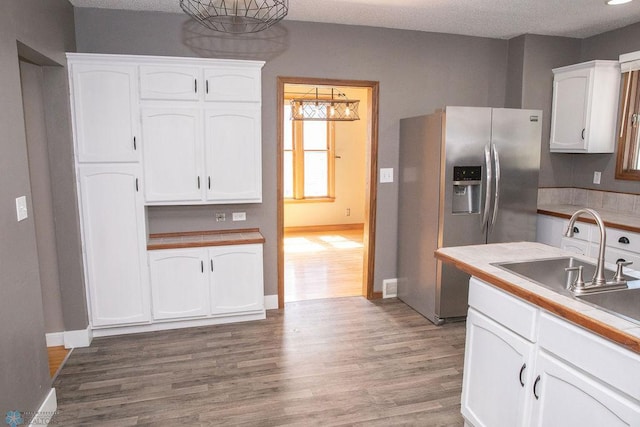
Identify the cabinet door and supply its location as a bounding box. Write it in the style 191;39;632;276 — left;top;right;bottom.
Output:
550;68;590;152
78;165;150;327
139;65;201;101
71;64;139;162
204;104;262;203
209;244;264;315
536;215;565;248
530;351;640;427
461;308;535;427
142;107;204;203
204;66;261;102
148;249;210;320
560;237;588;255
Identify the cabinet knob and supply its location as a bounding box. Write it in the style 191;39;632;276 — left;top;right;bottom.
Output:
581;128;585;140
573;226;580;234
133;136;137;150
210;259;213;272
618;236;630;244
201;260;204;273
195;79;198;93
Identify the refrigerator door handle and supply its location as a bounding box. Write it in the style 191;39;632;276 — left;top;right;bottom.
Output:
481;143;492;232
490;143;501;231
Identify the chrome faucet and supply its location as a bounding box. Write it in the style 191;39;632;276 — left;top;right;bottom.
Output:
564;208;607;286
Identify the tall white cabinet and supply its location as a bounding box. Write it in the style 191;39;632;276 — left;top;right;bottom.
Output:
67;53;265;332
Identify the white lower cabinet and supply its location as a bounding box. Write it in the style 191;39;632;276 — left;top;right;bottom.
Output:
463;278;640;427
530;351;640;426
462;308;534;427
78;164;150;327
148;244;264;321
148;248;210;320
209;244;264;314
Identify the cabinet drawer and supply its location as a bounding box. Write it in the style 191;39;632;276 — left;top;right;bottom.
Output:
564;220;592;242
468;278;538;341
539;312;640;401
606;228;640;253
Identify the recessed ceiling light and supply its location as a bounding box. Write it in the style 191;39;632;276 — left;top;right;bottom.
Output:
606;0;632;5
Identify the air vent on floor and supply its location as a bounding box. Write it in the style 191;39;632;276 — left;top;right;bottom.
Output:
382;279;398;298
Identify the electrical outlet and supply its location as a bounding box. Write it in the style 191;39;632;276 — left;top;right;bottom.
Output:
593;171;601;185
346;208;351;217
215;212;226;222
232;212;246;221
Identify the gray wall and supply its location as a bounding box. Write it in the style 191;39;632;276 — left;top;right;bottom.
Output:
0;0;76;416
75;8;509;295
573;22;640;194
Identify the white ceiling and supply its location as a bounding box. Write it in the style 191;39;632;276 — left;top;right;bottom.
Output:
68;0;640;40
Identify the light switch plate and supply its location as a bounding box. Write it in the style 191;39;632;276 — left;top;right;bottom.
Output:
16;196;28;221
380;168;394;183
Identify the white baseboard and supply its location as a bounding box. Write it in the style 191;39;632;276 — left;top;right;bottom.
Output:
45;332;64;347
28;388;57;427
63;326;93;349
264;294;278;310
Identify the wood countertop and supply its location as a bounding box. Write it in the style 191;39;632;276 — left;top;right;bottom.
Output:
435;242;640;354
538;204;640;233
147;228;265;250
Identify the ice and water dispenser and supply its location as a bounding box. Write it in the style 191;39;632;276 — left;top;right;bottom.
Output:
452;166;481;214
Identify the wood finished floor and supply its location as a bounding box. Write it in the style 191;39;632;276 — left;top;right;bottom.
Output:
48;345;70;378
52;298;466;426
284;229;364;302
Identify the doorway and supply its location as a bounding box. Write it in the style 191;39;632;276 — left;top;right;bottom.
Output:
276;77;380;308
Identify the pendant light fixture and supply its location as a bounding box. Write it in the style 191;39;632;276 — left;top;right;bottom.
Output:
180;0;289;34
290;88;361;121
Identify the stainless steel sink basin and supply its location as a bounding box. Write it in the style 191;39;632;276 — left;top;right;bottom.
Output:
493;256;640;325
576;288;640;325
492;257;629;294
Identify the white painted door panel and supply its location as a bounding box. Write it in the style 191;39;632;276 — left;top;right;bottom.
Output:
204;104;262;203
78;165;150;327
149;249;210;320
209;244;264;314
142;107;204;202
139;65;201;101
71;64;139;162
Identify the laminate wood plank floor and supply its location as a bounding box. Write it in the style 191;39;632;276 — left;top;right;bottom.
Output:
284;229;364;302
52;297;466;426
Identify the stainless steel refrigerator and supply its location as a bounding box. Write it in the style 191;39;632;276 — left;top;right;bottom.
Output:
397;106;542;325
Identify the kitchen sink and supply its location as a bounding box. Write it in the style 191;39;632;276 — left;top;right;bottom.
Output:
576;288;640;325
493;256;640;325
492;256;633;294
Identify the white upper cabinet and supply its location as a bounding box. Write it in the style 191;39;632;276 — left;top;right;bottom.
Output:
204;66;261;102
141;107;204;203
69;62;139;163
205;104;262;203
550;60;620;153
139;65;201;101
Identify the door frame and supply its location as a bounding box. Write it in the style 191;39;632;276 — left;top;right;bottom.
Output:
276;76;380;308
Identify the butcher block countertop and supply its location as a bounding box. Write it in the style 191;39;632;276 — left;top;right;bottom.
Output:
538;204;640;233
435;242;640;354
147;228;265;250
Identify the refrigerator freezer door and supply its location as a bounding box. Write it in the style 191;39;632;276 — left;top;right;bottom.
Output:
487;109;542;244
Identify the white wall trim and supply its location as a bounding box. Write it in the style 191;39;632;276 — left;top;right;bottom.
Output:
45;332;64;347
28;388;57;427
264;294;278;310
63;326;93;349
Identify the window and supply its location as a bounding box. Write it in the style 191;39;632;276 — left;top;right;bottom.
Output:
283;104;335;200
